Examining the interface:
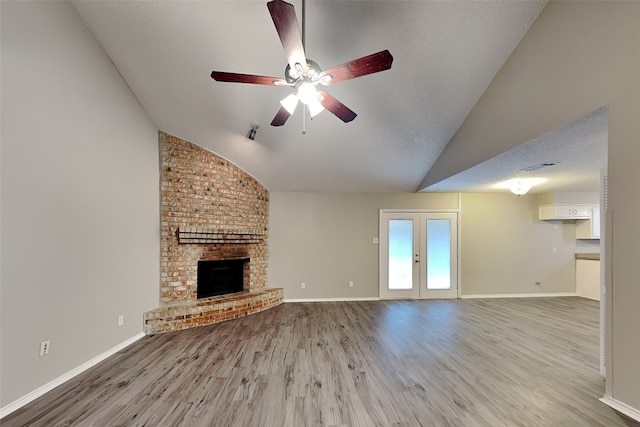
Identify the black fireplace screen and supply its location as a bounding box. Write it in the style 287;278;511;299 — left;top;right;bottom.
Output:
197;258;247;299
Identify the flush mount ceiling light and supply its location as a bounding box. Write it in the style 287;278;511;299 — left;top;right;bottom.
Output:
510;180;533;196
505;163;557;195
503;177;547;196
210;0;393;128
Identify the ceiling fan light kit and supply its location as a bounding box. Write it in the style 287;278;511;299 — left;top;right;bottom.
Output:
210;0;393;128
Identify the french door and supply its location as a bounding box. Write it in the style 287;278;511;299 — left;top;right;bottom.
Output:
380;211;458;299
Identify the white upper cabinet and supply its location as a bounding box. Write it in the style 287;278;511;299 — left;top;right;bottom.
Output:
576;206;601;239
539;204;593;220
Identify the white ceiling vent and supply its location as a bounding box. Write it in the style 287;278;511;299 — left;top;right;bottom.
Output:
520;163;557;172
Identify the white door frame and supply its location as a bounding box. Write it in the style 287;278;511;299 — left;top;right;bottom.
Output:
379;209;460;300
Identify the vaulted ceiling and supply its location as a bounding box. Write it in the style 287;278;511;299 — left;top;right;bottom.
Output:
72;0;605;193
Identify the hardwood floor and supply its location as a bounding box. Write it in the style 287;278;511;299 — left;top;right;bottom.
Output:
3;297;638;426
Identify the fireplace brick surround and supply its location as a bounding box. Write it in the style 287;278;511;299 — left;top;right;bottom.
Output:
144;133;283;334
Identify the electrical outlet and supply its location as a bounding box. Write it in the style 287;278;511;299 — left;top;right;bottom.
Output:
349;281;354;288
301;282;306;289
39;340;50;357
552;246;557;253
372;237;379;244
118;315;124;326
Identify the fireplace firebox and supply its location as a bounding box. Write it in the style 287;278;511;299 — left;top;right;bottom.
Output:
197;258;247;299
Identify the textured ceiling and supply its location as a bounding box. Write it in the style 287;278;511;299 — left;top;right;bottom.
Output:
423;107;608;194
68;0;602;194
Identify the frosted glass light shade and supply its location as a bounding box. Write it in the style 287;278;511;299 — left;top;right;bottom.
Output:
296;82;317;105
280;93;298;114
307;98;324;117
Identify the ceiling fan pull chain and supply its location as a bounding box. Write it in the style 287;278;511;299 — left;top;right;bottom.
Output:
302;105;307;134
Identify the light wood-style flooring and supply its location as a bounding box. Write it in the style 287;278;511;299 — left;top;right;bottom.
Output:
3;297;639;426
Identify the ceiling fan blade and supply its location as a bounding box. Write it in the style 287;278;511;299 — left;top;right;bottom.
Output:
267;0;308;74
211;71;286;86
318;91;357;123
270;106;291;127
318;50;393;85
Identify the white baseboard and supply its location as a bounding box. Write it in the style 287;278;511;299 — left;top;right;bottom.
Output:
576;294;600;301
0;332;145;419
285;294;579;302
284;297;380;303
461;292;577;299
600;395;640;422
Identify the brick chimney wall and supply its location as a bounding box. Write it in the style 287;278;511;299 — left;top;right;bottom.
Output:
144;132;282;334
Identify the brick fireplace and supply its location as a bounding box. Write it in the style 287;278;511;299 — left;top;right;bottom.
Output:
144;133;283;334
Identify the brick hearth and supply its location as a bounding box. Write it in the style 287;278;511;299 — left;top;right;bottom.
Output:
144;288;283;334
144;132;282;334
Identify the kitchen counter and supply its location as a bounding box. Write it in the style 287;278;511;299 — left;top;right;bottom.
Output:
575;253;600;261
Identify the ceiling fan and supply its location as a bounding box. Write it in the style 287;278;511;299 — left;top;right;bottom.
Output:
211;0;393;127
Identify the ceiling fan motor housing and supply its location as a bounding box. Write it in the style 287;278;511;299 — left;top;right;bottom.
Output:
284;59;322;84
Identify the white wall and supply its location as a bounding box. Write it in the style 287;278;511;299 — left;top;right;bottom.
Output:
421;1;640;414
537;191;600;206
1;1;159;409
269;192;459;300
460;193;579;296
269;191;591;300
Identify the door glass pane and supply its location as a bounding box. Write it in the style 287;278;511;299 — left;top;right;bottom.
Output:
388;219;413;290
426;219;451;290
